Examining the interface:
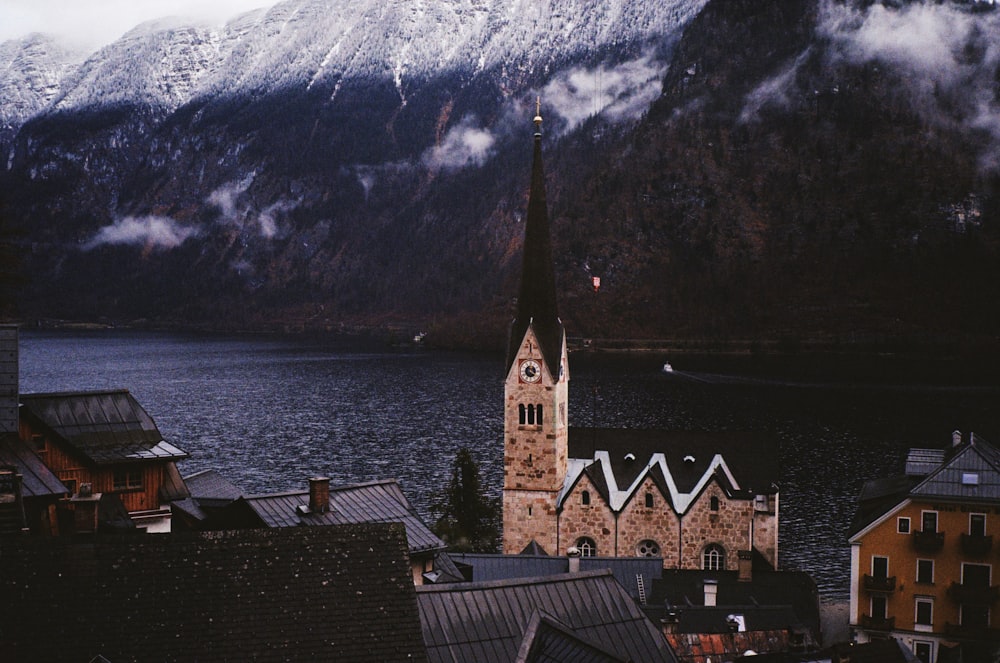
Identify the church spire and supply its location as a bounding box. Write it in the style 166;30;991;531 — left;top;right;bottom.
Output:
506;101;564;376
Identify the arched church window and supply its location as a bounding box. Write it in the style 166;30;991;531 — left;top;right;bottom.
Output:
518;404;526;425
636;540;660;557
581;490;590;506
645;492;654;508
710;496;719;511
703;544;725;571
576;537;597;557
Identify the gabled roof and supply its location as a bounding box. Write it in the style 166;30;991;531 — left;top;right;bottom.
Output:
516;611;629;663
911;434;1000;501
0;524;428;662
563;428;776;513
416;570;677;663
246;478;446;554
506;119;564;378
19;390;186;465
0;433;66;498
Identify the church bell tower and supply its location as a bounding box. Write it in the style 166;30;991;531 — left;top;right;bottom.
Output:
502;104;569;555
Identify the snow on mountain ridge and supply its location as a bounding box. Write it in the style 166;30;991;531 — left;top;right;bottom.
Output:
2;0;707;125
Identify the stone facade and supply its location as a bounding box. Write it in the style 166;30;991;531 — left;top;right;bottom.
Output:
679;482;755;571
557;474;617;557
616;476;681;566
502;327;569;554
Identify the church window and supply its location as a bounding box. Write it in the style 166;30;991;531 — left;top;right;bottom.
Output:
576;537;596;557
636;540;660;557
645;492;654;508
528;506;532;516
710;496;719;511
518;404;526;425
527;404;535;425
527;453;532;465
702;544;725;571
536;404;543;424
582;490;590;506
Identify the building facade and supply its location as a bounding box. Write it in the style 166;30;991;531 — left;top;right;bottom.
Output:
502;113;779;571
849;431;1000;663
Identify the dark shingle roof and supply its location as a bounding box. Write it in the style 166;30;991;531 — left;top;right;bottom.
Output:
416;570;678;663
569;428;777;494
0;433;67;498
0;524;428;662
20;390;187;465
246;478;446;554
448;553;664;602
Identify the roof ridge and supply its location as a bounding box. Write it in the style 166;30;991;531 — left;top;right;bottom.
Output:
415;569;613;593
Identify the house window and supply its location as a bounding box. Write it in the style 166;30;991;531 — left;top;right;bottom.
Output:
898;517;911;534
913;641;933;663
710;496;720;511
871;556;889;579
645;492;654;508
113;469;143;491
921;511;938;533
703;544;725;571
870;594;887;620
576;537;596;557
581;490;590;506
971;513;987;537
962;562;991;587
915;598;933;630
917;559;934;584
636;540;660;557
962;604;990;629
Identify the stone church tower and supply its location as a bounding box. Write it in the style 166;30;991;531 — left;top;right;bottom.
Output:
502;108;570;555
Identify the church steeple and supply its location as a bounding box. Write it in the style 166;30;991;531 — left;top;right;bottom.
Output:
506;102;564;378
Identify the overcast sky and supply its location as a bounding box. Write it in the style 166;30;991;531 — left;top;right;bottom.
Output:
0;0;275;48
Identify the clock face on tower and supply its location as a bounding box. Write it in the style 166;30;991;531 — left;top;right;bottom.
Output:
519;359;541;383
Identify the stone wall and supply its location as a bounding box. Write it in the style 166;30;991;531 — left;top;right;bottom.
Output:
616;476;681;566
557;474;616;557
680;482;755;570
502;489;559;554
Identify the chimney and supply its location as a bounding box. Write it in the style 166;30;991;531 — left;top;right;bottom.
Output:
70;490;101;534
567;546;581;573
0;326;18;435
953;430;963;447
309;477;330;513
737;550;753;582
703;579;718;607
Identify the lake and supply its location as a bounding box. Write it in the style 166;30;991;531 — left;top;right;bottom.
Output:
17;329;1000;601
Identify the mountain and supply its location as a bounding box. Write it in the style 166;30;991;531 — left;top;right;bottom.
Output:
1;0;998;353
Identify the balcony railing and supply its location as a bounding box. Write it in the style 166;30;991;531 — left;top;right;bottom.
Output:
859;615;895;631
862;574;897;592
948;582;1000;605
945;623;1000;641
961;533;993;557
912;530;945;553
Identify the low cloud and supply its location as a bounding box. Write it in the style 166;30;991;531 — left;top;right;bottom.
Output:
423;117;496;171
208;175;295;239
542;52;669;132
739;49;813;123
818;0;1000;171
82;215;198;250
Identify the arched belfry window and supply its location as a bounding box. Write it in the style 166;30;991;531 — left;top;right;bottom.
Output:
536;404;543;424
518;404;526;425
581;490;591;506
703;544;725;571
576;537;597;557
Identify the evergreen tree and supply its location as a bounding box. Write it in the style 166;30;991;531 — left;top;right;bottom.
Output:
432;448;500;553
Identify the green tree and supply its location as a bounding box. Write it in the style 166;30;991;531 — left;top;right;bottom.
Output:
432;448;500;553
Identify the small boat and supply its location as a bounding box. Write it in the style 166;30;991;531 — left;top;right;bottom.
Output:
661;361;673;373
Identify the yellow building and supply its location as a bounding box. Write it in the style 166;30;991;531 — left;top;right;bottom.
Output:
849;431;1000;662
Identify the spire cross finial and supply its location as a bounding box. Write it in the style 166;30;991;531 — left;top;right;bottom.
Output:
533;96;543;131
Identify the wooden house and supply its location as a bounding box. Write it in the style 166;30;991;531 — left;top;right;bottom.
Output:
19;389;189;532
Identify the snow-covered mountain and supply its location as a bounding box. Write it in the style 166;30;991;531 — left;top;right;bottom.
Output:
1;0;999;348
2;0;704;124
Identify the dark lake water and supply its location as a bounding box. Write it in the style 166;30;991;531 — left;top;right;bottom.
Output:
17;329;1000;601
